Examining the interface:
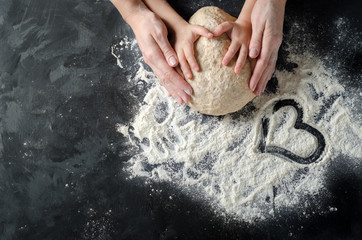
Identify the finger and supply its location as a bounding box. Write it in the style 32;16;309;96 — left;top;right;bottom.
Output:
174;65;193;101
170;68;193;102
178;51;193;80
165;85;177;98
161;74;191;104
249;34;275;91
174;95;183;105
161;85;172;97
167;67;186;98
145;40;193;100
152;26;179;67
234;45;248;74
153;68;173;97
213;21;234;37
222;41;240;66
174;65;185;79
255;50;278;94
192;25;213;38
255;63;275;96
156;70;183;104
249;23;264;58
249;57;267;92
175;84;191;103
184;45;199;72
163;68;193;96
159;69;193;102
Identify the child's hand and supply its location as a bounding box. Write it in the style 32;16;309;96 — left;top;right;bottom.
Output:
213;19;252;74
173;23;213;80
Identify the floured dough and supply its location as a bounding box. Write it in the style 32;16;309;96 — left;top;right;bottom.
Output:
187;6;255;116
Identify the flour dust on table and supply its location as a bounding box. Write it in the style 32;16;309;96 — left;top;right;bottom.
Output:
112;33;361;223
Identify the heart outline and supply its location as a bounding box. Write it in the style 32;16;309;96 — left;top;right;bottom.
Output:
258;99;326;164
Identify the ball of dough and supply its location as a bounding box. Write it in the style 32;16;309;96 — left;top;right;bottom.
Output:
186;6;255;116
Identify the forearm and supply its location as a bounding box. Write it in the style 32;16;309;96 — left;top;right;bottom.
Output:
237;0;257;23
237;0;286;23
110;0;149;26
143;0;187;32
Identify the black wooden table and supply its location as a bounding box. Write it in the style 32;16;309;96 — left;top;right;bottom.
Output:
0;0;361;239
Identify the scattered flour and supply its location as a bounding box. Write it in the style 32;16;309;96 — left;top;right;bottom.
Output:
112;27;361;222
111;36;138;69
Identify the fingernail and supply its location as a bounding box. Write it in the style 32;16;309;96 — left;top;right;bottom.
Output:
250;82;256;91
222;58;229;66
184;88;192;96
250;48;258;58
169;56;177;66
187;74;192;79
207;33;213;38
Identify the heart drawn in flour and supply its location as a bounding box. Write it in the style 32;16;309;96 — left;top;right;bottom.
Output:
258;99;326;164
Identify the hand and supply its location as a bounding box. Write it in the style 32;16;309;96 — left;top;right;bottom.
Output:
248;0;286;95
213;19;252;74
128;9;193;104
173;22;213;80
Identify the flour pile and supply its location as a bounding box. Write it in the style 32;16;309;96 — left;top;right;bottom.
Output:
112;34;361;222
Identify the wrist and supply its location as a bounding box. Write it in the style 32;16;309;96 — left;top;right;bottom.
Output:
143;0;188;34
165;17;189;38
238;0;256;23
125;3;150;26
113;0;150;26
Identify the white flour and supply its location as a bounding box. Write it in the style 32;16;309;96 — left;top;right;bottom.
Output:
112;26;361;222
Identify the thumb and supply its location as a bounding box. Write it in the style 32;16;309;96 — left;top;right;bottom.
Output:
192;25;213;39
213;21;233;37
249;25;263;59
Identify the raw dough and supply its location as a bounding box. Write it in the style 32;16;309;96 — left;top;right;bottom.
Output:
187;6;255;116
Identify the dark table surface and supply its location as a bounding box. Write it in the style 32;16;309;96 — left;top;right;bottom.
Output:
0;0;361;239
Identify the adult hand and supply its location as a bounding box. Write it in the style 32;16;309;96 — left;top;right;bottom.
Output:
248;0;286;95
127;8;193;104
